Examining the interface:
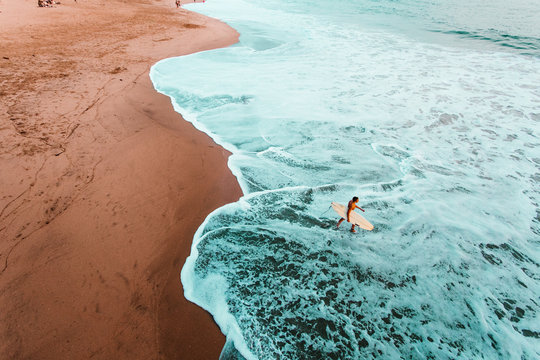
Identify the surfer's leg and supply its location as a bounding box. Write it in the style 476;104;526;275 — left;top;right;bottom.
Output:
336;218;344;228
350;224;356;233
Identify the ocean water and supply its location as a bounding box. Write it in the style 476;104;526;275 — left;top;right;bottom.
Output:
149;0;540;359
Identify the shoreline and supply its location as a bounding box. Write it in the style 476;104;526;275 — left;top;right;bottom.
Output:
0;0;242;358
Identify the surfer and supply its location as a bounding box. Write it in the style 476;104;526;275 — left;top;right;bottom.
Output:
336;196;365;233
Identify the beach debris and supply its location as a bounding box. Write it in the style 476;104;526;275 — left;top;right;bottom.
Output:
110;66;127;74
38;0;60;7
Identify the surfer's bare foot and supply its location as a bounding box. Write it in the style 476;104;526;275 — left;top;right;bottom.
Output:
350;229;356;233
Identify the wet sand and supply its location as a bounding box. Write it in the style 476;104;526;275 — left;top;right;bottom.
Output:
0;0;241;358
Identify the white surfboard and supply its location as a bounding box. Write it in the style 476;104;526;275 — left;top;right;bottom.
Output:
331;202;374;231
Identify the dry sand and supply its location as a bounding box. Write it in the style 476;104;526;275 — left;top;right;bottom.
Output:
0;0;242;358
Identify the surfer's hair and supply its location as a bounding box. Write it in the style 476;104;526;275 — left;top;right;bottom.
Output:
352;196;358;202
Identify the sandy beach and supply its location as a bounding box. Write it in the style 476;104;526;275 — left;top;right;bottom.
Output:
0;0;241;358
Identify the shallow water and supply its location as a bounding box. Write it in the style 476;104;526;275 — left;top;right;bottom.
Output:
150;0;540;358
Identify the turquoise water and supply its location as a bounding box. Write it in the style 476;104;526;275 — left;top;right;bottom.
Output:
150;0;540;358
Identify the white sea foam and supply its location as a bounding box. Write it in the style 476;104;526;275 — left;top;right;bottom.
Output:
151;0;540;358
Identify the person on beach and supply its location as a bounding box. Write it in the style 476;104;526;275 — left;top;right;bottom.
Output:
175;0;181;8
336;196;365;233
